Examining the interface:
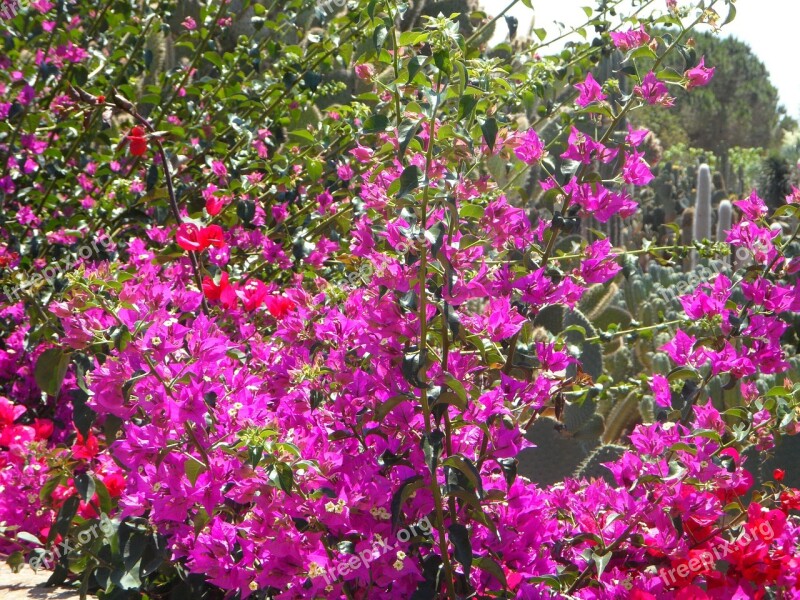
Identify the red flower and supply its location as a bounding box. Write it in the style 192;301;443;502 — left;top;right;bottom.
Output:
128;125;148;156
240;279;268;312
176;223;226;253
780;489;800;512
199;224;225;249
102;472;126;498
264;295;295;318
96;95;105;104
206;195;226;216
202;271;230;301
176;223;203;252
72;431;99;460
33;418;53;441
774;468;786;482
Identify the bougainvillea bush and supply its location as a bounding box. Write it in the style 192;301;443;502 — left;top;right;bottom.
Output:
3;0;800;598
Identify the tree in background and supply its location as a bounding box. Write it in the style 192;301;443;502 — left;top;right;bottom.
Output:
634;32;794;157
675;33;794;156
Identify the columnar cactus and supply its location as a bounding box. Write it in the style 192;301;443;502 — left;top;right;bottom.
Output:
717;199;732;242
681;207;694;271
717;200;733;265
691;164;712;268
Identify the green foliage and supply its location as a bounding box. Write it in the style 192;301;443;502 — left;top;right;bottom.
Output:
728;146;764;193
671;33;788;155
758;154;794;209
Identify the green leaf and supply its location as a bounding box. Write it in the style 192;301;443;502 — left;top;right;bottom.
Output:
94;478;113;515
398;119;422;159
667;366;699;382
184;455;206;487
74;472;96;502
444;374;467;403
272;462;294;494
49;495;80;545
473;555;507;588
362;114;389;133
459;203;484;220
110;325;132;352
40;473;65;504
390;476;426;531
35;348;70;397
443;455;484;498
448;523;472;578
376;394;411;421
397;165;422;199
306;158;323;182
481;117;498;153
288;129;316;143
765;386;790;397
203;51;224;69
723;3;736;26
16;532;43;546
592;551;612;577
373;23;388;51
422;429;444;473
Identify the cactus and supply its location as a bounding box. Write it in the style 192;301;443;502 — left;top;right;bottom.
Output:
654;170;676;227
717;199;733;266
578;283;619;321
716;199;732;243
602;392;640;443
518;417;599;485
681;207;694;271
691;164;712;269
563;309;603;381
518;416;612;486
605;346;633;382
743;432;800;492
574;444;627;484
532;304;565;335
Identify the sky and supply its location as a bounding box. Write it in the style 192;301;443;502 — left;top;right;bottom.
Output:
483;0;800;119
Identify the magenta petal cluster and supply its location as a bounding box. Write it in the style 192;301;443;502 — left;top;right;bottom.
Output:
514;129;544;164
634;71;675;106
574;72;606;107
3;4;800;600
685;56;715;89
610;25;651;51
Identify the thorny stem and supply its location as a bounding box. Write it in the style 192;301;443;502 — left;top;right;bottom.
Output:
417;68;457;600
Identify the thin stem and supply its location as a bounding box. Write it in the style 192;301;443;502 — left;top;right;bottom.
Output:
129;111;210;315
466;0;519;46
585;318;684;343
416;68;457;600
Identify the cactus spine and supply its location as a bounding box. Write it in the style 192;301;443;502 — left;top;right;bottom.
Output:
691;164;712;268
